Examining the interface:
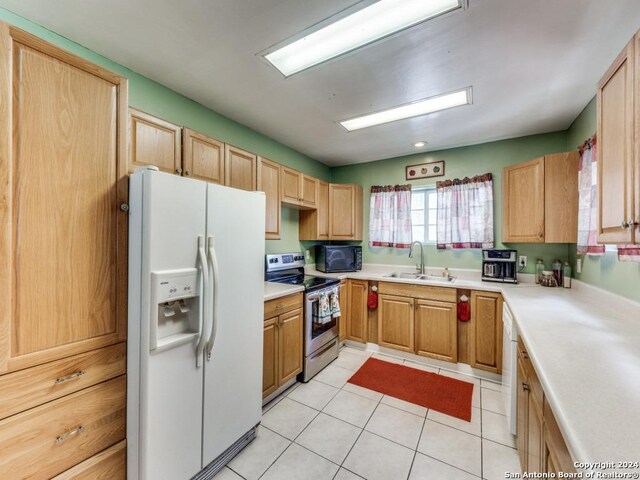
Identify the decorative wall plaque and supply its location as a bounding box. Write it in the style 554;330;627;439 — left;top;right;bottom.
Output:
405;160;445;180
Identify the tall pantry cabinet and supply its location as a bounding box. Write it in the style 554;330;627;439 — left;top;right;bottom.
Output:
0;24;128;478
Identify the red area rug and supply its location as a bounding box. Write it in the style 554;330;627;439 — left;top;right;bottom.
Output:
348;358;474;421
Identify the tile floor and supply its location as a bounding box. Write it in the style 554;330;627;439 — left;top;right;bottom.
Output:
216;347;521;480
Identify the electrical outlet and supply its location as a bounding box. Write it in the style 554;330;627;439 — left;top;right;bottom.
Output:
519;255;527;268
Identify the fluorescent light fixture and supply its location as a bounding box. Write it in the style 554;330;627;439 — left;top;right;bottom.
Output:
263;0;463;76
341;87;472;131
414;141;427;148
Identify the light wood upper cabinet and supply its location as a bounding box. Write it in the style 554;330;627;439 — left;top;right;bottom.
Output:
0;26;128;374
329;183;363;241
301;175;318;208
182;128;224;184
597;35;637;243
470;291;502;374
346;280;368;343
225;144;257;191
257;157;281;240
300;180;330;240
503;152;578;243
281;167;318;209
378;294;414;353
129;108;181;174
415;299;457;363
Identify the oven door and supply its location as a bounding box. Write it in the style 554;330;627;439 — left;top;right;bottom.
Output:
305;287;339;356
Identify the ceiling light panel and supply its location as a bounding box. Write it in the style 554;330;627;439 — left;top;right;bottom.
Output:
341;87;472;131
263;0;463;76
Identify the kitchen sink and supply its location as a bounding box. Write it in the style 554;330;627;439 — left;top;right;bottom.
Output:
383;272;456;283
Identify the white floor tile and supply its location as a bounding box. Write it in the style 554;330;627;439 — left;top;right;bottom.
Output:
313;364;354;389
287;379;340;411
372;352;404;364
481;388;506;415
482;439;521;480
342;382;384;401
341;346;372;358
260;443;339;480
334;468;366;480
333;350;370;371
403;360;439;374
212;467;244;480
427;406;481;436
409;453;480;480
417;420;482;476
482;410;516;448
381;395;428;417
365;403;425;449
322;390;378;428
261;397;318;440
481;379;503;392
262;395;284;415
295;413;362;464
227;426;290;480
343;431;415;480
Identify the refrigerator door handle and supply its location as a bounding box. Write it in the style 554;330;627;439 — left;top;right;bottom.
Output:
195;235;210;368
206;235;220;360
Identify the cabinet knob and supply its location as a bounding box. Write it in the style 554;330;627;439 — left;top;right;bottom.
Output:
184;169;191;176
538;232;543;238
628;219;639;228
176;167;183;174
522;383;530;392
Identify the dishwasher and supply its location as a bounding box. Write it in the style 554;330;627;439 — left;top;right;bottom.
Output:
502;302;518;435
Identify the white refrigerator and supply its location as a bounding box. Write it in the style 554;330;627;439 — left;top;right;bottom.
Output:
127;168;265;480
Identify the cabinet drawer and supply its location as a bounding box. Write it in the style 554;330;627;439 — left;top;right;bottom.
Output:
0;343;126;420
378;282;456;303
0;376;126;480
517;338;543;405
53;440;126;480
264;293;303;319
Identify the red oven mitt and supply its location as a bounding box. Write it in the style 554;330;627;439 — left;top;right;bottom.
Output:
457;300;471;322
367;291;378;309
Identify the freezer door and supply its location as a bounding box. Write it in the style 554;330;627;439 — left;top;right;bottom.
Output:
202;183;265;466
128;170;207;480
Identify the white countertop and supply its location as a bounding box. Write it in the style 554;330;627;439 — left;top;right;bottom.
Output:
263;282;304;301
303;264;640;468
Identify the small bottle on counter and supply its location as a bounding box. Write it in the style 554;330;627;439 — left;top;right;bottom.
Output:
563;262;572;288
535;259;544;284
552;259;563;286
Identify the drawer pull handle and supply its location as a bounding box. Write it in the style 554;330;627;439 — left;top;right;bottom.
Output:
55;425;85;443
55;370;86;384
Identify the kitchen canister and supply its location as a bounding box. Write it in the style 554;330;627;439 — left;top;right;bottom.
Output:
540;270;558;287
563;262;572;288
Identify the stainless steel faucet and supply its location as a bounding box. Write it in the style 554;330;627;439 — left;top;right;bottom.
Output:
408;240;425;275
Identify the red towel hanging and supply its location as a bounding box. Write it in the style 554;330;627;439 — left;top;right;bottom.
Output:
457;298;470;322
367;290;378;309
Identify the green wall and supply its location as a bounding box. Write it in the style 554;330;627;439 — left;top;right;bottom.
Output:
566;98;640;301
0;7;329;257
331;132;570;271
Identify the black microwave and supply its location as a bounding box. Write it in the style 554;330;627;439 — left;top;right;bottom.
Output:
315;245;362;273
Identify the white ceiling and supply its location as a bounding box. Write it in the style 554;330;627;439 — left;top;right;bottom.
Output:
3;0;640;166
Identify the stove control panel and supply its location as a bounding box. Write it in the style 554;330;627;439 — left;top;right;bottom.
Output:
266;252;305;272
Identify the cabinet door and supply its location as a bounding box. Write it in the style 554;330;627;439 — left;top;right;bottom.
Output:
378;294;414;353
263;317;278;398
339;280;348;343
544;152;579;243
597;37;635;243
503;158;545;242
257;157;281;240
52;440;126;480
470;291;503;374
527;391;545;473
516;355;529;472
182;128;224;184
0;27;128;373
278;308;303;385
129;108;181;174
415;300;457;362
301;175;318;208
224;145;256;191
330;184;363;240
299;180;329;240
543;398;576;475
281;166;302;206
346;280;368;343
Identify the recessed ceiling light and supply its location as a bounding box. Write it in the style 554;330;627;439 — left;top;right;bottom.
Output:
263;0;463;77
341;87;472;131
414;141;427;148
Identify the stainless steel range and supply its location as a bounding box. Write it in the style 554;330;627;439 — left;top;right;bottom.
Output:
265;253;341;382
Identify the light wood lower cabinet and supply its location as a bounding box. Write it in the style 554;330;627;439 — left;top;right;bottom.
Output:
339;279;348;343
346;280;368;343
415;299;457;362
470;291;503;374
53;440;126;480
378;294;414;353
263;294;303;398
